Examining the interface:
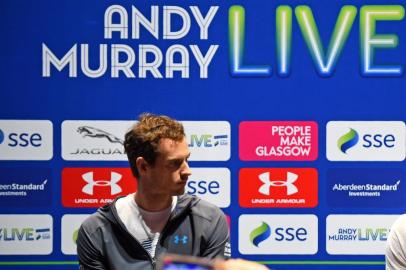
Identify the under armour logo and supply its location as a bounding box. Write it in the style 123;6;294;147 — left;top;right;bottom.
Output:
258;171;298;196
173;235;188;245
82;171;122;195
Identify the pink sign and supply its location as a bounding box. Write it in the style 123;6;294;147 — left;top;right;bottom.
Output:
239;121;318;161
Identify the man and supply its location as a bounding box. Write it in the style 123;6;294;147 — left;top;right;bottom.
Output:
386;214;406;269
77;113;230;270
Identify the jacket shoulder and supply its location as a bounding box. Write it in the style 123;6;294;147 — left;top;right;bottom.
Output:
189;196;225;222
80;205;114;237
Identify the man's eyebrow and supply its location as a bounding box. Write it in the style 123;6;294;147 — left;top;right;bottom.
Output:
168;153;191;161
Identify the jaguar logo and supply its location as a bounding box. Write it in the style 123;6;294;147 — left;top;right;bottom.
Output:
77;126;123;145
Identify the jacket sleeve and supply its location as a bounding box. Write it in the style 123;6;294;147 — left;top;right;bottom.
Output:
200;209;231;259
77;222;108;270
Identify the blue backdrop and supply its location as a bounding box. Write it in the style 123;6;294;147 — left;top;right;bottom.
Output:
1;0;406;269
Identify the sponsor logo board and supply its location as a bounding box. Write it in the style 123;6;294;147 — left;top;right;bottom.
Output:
62;120;133;161
239;121;318;161
239;214;318;254
63;120;230;161
62;168;136;207
327;168;405;208
326;121;405;161
186;168;230;208
239;168;318;208
0;120;53;160
183;121;230;161
326;214;399;255
61;214;90;255
0;168;52;207
0;214;53;255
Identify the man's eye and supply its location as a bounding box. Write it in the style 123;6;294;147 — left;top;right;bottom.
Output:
170;160;182;167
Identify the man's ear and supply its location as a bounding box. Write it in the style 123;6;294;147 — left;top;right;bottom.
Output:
136;157;149;176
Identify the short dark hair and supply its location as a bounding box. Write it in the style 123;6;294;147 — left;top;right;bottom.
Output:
124;113;185;178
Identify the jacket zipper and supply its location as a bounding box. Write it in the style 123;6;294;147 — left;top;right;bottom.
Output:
108;196;195;269
159;200;193;242
110;204;156;268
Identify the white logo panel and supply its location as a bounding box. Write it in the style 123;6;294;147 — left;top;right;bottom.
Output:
186;168;230;208
326;121;405;161
0;120;53;160
0;214;53;255
62;120;133;161
61;214;90;255
183;121;230;161
239;214;318;255
326;214;399;255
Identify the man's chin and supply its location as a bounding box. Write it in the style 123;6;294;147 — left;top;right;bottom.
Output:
173;187;186;196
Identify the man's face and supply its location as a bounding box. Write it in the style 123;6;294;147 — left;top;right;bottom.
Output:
146;137;192;196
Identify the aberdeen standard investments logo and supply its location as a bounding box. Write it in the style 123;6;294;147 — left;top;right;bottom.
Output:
0;168;52;207
327;121;405;161
239;121;318;161
327;169;405;208
239;215;318;254
239;168;318;208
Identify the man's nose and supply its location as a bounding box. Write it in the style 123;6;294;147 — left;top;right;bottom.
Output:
181;161;192;177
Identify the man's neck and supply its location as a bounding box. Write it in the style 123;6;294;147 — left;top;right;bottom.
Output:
134;191;173;212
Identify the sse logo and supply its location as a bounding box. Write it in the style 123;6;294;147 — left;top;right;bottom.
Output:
0;120;53;160
62;168;136;208
239;168;318;208
186;168;230;208
327;121;405;161
239;214;318;254
250;222;309;248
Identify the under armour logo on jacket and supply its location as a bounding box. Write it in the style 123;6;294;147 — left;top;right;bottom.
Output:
258;171;298;196
81;171;122;195
173;235;188;245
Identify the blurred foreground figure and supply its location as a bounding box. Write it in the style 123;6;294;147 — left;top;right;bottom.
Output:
215;259;269;270
386;214;406;269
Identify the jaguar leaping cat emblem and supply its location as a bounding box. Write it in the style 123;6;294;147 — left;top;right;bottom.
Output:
77;126;124;145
